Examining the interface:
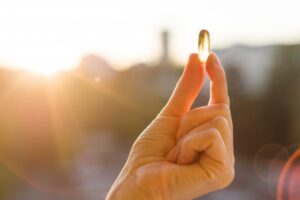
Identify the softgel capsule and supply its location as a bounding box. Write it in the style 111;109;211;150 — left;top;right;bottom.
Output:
198;29;210;63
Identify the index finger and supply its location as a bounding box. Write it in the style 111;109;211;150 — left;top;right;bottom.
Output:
160;54;205;117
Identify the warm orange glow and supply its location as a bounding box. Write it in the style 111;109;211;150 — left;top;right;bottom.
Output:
28;67;59;76
198;30;211;63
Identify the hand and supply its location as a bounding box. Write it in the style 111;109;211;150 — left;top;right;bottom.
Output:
106;53;234;200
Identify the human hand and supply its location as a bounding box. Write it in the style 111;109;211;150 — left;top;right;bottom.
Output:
106;53;234;200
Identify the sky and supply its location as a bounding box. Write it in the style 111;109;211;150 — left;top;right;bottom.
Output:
0;0;300;73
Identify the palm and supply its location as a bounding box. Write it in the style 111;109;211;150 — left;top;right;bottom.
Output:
129;116;179;163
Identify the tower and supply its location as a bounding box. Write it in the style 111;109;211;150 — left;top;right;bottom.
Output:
161;30;170;66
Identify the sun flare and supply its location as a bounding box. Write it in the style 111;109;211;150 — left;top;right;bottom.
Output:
28;67;59;76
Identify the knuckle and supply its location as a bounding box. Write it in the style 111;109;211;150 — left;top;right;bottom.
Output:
215;103;230;114
208;128;221;140
232;157;235;165
216;165;235;189
213;116;229;129
182;135;192;148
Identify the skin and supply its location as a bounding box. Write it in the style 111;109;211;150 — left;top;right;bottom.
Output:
106;53;234;200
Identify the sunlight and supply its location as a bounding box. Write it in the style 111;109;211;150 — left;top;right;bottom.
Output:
0;0;300;72
0;0;300;70
28;67;59;76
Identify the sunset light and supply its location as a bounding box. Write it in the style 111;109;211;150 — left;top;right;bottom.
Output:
0;0;300;71
27;66;59;75
1;0;300;199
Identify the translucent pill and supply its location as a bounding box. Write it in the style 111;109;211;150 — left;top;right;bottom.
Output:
198;29;210;63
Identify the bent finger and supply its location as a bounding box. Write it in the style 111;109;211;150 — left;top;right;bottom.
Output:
176;104;232;140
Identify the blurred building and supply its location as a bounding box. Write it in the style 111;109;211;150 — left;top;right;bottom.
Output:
216;45;276;95
160;30;170;67
77;54;116;82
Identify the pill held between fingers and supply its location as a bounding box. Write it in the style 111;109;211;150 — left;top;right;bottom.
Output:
198;29;211;63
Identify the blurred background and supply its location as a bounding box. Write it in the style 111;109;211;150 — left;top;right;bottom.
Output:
0;0;300;199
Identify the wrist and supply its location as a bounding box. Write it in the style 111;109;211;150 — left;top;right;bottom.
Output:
106;172;156;200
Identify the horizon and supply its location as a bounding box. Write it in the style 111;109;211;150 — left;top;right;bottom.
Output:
1;0;300;73
0;41;298;73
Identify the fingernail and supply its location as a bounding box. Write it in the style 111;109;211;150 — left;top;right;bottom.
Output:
189;53;200;63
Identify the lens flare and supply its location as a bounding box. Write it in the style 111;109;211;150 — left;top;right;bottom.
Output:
277;149;300;200
198;29;211;63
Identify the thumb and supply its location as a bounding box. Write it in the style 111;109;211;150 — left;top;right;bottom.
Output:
160;53;205;117
206;53;230;105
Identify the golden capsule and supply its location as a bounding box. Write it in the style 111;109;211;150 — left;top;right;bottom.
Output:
198;29;211;63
